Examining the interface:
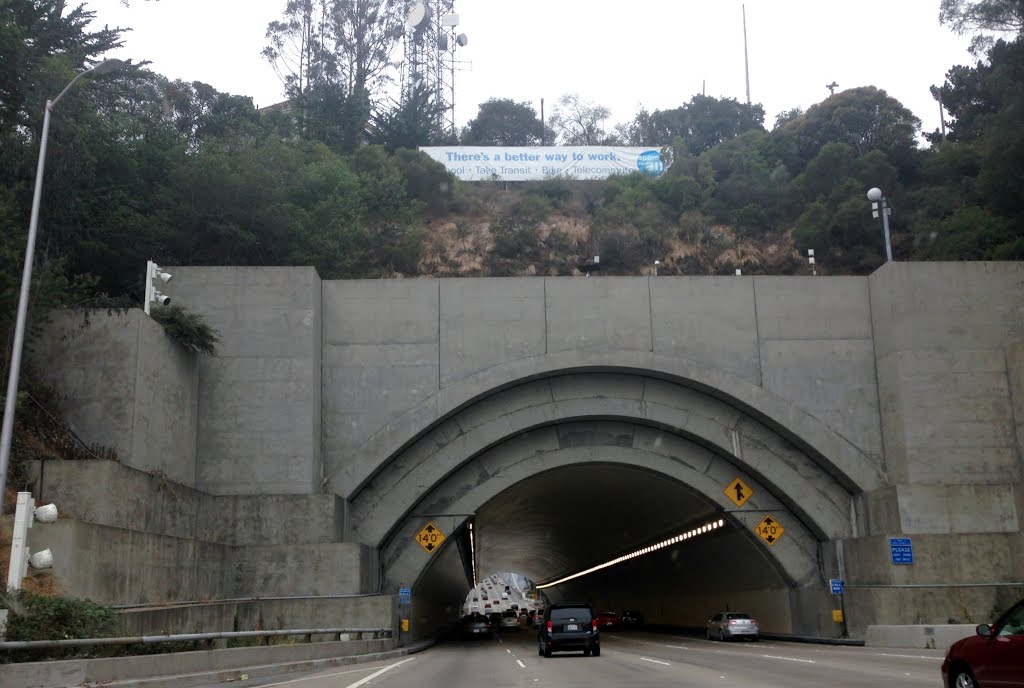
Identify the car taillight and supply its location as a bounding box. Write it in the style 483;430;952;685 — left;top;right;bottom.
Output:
729;620;738;625
592;619;598;632
546;621;553;632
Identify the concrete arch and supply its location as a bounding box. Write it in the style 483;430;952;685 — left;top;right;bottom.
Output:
379;437;823;595
326;350;885;502
349;372;857;552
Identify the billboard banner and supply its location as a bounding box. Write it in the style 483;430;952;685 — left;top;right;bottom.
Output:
418;146;668;182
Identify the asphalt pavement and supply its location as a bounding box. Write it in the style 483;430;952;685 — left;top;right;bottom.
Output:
214;629;947;688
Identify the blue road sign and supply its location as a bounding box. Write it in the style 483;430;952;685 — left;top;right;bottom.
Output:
829;579;844;595
889;537;914;564
399;587;412;605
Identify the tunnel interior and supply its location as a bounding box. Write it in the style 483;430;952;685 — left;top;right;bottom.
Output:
410;462;793;636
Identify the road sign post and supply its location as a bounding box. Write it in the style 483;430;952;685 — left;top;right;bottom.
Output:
829;579;848;638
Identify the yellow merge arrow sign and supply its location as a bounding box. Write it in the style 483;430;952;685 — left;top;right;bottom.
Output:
754;514;784;546
415;521;446;554
724;477;753;508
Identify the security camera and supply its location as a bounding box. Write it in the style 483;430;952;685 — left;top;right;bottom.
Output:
153;291;171;306
29;549;54;569
34;503;58;523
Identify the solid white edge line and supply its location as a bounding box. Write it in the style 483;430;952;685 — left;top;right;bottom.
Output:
760;654;815;663
255;666;380;688
879;653;945;660
640;657;671;666
516;659;527;668
345;656;416;688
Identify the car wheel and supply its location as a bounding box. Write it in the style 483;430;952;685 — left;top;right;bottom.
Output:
952;668;977;688
584;649;591;657
538;641;544;657
718;629;725;641
593;647;601;657
544;645;552;658
706;628;712;640
751;635;760;643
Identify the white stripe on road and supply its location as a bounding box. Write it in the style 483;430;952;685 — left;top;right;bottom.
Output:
664;644;690;650
879;653;945;660
516;659;526;668
256;666;379;688
641;657;671;666
345;657;416;688
760;654;815;663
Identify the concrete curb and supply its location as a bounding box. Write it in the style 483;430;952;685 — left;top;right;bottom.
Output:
1;639;436;688
643;624;864;646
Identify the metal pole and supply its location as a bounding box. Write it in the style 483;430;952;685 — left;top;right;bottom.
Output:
0;101;52;512
881;198;893;262
540;98;545;146
742;5;751;105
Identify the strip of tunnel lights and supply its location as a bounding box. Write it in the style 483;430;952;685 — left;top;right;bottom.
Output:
469;522;478;589
536;518;726;590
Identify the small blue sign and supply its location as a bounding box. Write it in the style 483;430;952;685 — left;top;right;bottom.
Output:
889;537;914;564
829;579;844;595
398;587;412;605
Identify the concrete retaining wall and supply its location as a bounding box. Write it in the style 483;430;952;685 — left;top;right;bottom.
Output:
865;624;977;649
31;311;198;487
115;596;395;636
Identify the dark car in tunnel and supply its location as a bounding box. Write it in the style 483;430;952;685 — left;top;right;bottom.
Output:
538;603;600;657
460;612;493;638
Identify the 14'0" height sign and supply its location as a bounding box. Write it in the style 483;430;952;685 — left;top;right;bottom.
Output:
415;522;446;554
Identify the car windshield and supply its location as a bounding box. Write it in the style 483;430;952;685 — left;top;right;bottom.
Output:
727;613;752;620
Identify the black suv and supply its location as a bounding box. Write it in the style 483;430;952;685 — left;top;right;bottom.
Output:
537;603;600;657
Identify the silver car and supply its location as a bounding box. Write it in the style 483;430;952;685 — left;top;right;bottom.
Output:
707;612;759;641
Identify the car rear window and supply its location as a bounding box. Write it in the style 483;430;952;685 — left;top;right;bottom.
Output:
726;613;752;619
550;608;592;622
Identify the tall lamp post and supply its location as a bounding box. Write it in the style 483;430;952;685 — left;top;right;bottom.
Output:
0;59;124;514
866;187;893;262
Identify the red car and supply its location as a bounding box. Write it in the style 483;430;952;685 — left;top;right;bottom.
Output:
941;598;1024;687
595;611;620;629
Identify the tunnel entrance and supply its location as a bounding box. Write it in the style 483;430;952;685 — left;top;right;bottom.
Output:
349;370;873;638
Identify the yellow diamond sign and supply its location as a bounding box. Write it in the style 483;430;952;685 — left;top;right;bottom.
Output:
754;514;784;546
415;521;446;554
724;477;753;508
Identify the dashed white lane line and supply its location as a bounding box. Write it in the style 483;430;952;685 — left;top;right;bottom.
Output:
640;657;672;666
664;644;690;650
516;659;527;668
506;648;512;654
760;654;815;663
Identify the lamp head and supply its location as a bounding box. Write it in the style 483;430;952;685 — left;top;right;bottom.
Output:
866;187;883;202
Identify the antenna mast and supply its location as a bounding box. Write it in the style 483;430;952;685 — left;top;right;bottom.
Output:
742;4;751;105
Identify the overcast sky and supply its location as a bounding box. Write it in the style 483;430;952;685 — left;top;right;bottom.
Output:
85;0;976;138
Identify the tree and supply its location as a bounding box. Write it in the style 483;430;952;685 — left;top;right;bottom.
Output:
549;93;612;145
940;0;1024;52
769;87;921;175
329;0;404;98
367;84;450;151
462;98;546;146
636;95;765;155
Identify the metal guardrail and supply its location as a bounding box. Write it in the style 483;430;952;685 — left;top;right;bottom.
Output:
0;627;391;651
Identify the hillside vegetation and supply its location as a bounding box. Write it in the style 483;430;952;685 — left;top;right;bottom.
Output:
1;1;1023;509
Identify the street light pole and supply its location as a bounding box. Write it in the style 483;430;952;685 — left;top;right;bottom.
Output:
0;59;123;514
866;187;893;262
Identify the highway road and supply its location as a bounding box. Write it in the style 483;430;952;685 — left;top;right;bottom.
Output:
224;630;947;688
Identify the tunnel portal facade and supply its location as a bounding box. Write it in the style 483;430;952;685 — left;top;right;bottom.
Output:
30;263;1024;638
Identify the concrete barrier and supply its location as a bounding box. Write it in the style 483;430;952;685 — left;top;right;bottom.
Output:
0;638;396;688
865;624;977;650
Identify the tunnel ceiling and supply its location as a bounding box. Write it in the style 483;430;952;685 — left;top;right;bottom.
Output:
473;463;719;585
